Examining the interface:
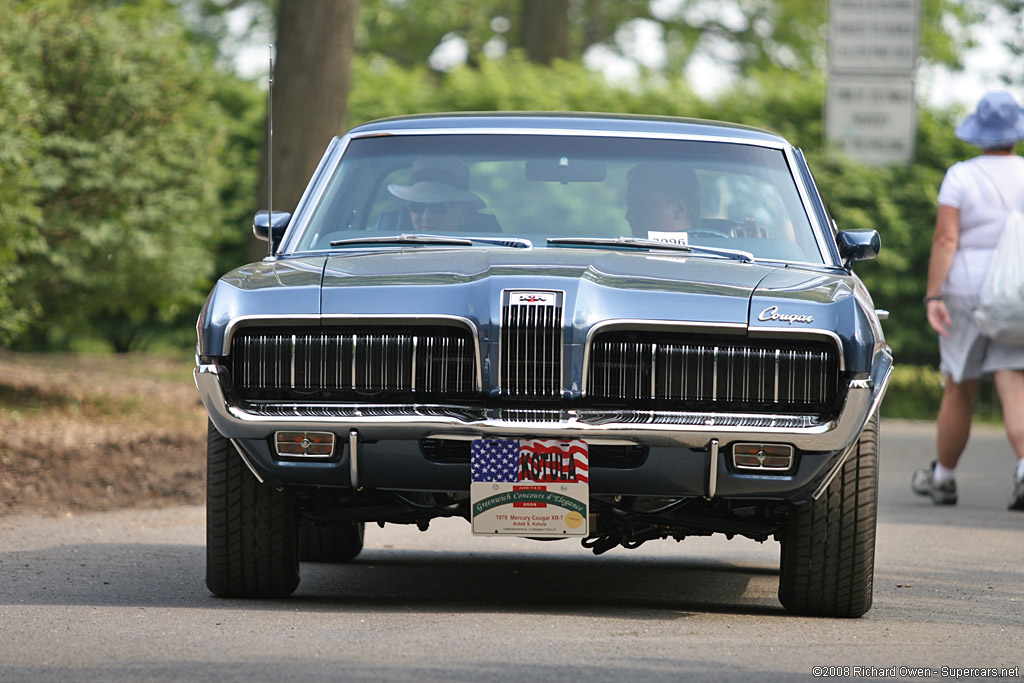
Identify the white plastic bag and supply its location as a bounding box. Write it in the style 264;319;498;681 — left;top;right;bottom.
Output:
975;208;1024;345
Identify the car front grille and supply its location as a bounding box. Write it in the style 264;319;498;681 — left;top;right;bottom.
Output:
229;326;476;402
587;332;840;414
498;290;563;401
223;322;840;417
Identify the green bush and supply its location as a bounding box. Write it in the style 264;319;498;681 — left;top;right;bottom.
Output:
881;364;1004;423
0;0;262;351
881;364;944;420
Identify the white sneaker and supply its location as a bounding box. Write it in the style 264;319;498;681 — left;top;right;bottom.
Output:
911;461;957;505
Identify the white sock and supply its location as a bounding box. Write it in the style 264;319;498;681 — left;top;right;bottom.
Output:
1016;458;1024;481
933;463;956;484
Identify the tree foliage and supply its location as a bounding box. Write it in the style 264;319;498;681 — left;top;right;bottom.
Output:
179;0;984;77
0;39;43;344
0;0;262;350
352;0;979;75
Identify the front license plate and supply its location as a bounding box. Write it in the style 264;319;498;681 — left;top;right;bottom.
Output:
470;438;589;537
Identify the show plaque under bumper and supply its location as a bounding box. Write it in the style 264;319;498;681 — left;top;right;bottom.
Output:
470;438;589;537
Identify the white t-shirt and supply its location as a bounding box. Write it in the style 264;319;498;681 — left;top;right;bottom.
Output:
937;154;1024;295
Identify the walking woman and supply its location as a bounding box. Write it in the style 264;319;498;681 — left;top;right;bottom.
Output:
912;90;1024;510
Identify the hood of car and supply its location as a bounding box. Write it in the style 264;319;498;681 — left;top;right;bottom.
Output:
322;247;769;290
317;248;851;336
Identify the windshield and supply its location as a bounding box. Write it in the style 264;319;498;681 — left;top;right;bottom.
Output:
290;133;825;264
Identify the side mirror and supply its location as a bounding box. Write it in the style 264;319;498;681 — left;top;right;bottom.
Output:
837;230;880;267
253;211;291;251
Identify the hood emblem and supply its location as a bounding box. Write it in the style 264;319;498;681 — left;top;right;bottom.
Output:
757;305;814;325
509;290;557;306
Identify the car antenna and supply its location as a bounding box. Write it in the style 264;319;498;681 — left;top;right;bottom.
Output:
266;43;274;258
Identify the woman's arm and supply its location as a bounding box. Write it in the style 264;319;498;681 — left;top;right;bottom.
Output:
925;204;960;337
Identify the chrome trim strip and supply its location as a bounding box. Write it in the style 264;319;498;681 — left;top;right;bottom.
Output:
781;145;834;264
707;439;719;500
712;347;719;402
277;135;350;254
773;349;780;403
347;125;791;149
290;334;296;389
411;335;418;392
229;438;264;484
650;343;657;400
196;364;877;452
747;327;845;372
427;432;640;447
811;351;892;500
349;429;359;490
811;439;854;500
866;353;894;423
223;315;321;354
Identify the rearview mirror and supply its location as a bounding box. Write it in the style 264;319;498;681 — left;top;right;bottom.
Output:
525;158;607;183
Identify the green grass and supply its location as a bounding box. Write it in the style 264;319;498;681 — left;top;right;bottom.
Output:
0;383;144;419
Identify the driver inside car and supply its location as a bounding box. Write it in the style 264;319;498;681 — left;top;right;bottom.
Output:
381;156;500;233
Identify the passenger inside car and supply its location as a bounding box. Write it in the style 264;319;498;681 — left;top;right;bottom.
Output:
625;162;701;237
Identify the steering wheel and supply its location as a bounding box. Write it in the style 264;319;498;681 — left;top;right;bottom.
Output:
687;228;732;240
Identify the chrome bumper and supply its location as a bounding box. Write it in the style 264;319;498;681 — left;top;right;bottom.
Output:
195;350;892;453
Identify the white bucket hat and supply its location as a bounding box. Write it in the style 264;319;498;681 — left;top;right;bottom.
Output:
955;90;1024;148
387;156;485;209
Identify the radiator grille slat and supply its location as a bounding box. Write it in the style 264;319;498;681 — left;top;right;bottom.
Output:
589;334;839;413
230;327;475;401
500;291;563;400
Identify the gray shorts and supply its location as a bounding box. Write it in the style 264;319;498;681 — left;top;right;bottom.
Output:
939;295;1024;383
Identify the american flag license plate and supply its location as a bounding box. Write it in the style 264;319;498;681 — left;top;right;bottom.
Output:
470;438;589;536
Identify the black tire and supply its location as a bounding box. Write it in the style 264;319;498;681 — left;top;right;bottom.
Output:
205;421;300;598
300;522;365;563
778;414;878;617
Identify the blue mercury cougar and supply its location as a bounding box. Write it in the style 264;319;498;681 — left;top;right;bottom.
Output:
195;112;891;617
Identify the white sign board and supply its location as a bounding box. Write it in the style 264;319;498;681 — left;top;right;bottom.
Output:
826;75;916;165
829;0;919;73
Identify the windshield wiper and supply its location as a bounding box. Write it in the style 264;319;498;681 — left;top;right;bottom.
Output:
546;236;755;263
329;234;533;249
330;234;474;247
463;236;532;249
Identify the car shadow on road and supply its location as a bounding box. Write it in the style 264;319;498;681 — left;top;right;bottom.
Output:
0;542;786;618
297;551;785;618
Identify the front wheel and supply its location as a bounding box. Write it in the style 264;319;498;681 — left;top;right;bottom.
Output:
205;421;300;598
778;415;879;617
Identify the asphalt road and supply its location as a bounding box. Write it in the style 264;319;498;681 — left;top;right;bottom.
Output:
1;420;1022;682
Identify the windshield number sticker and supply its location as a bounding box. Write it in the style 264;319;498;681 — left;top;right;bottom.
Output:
646;231;689;246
